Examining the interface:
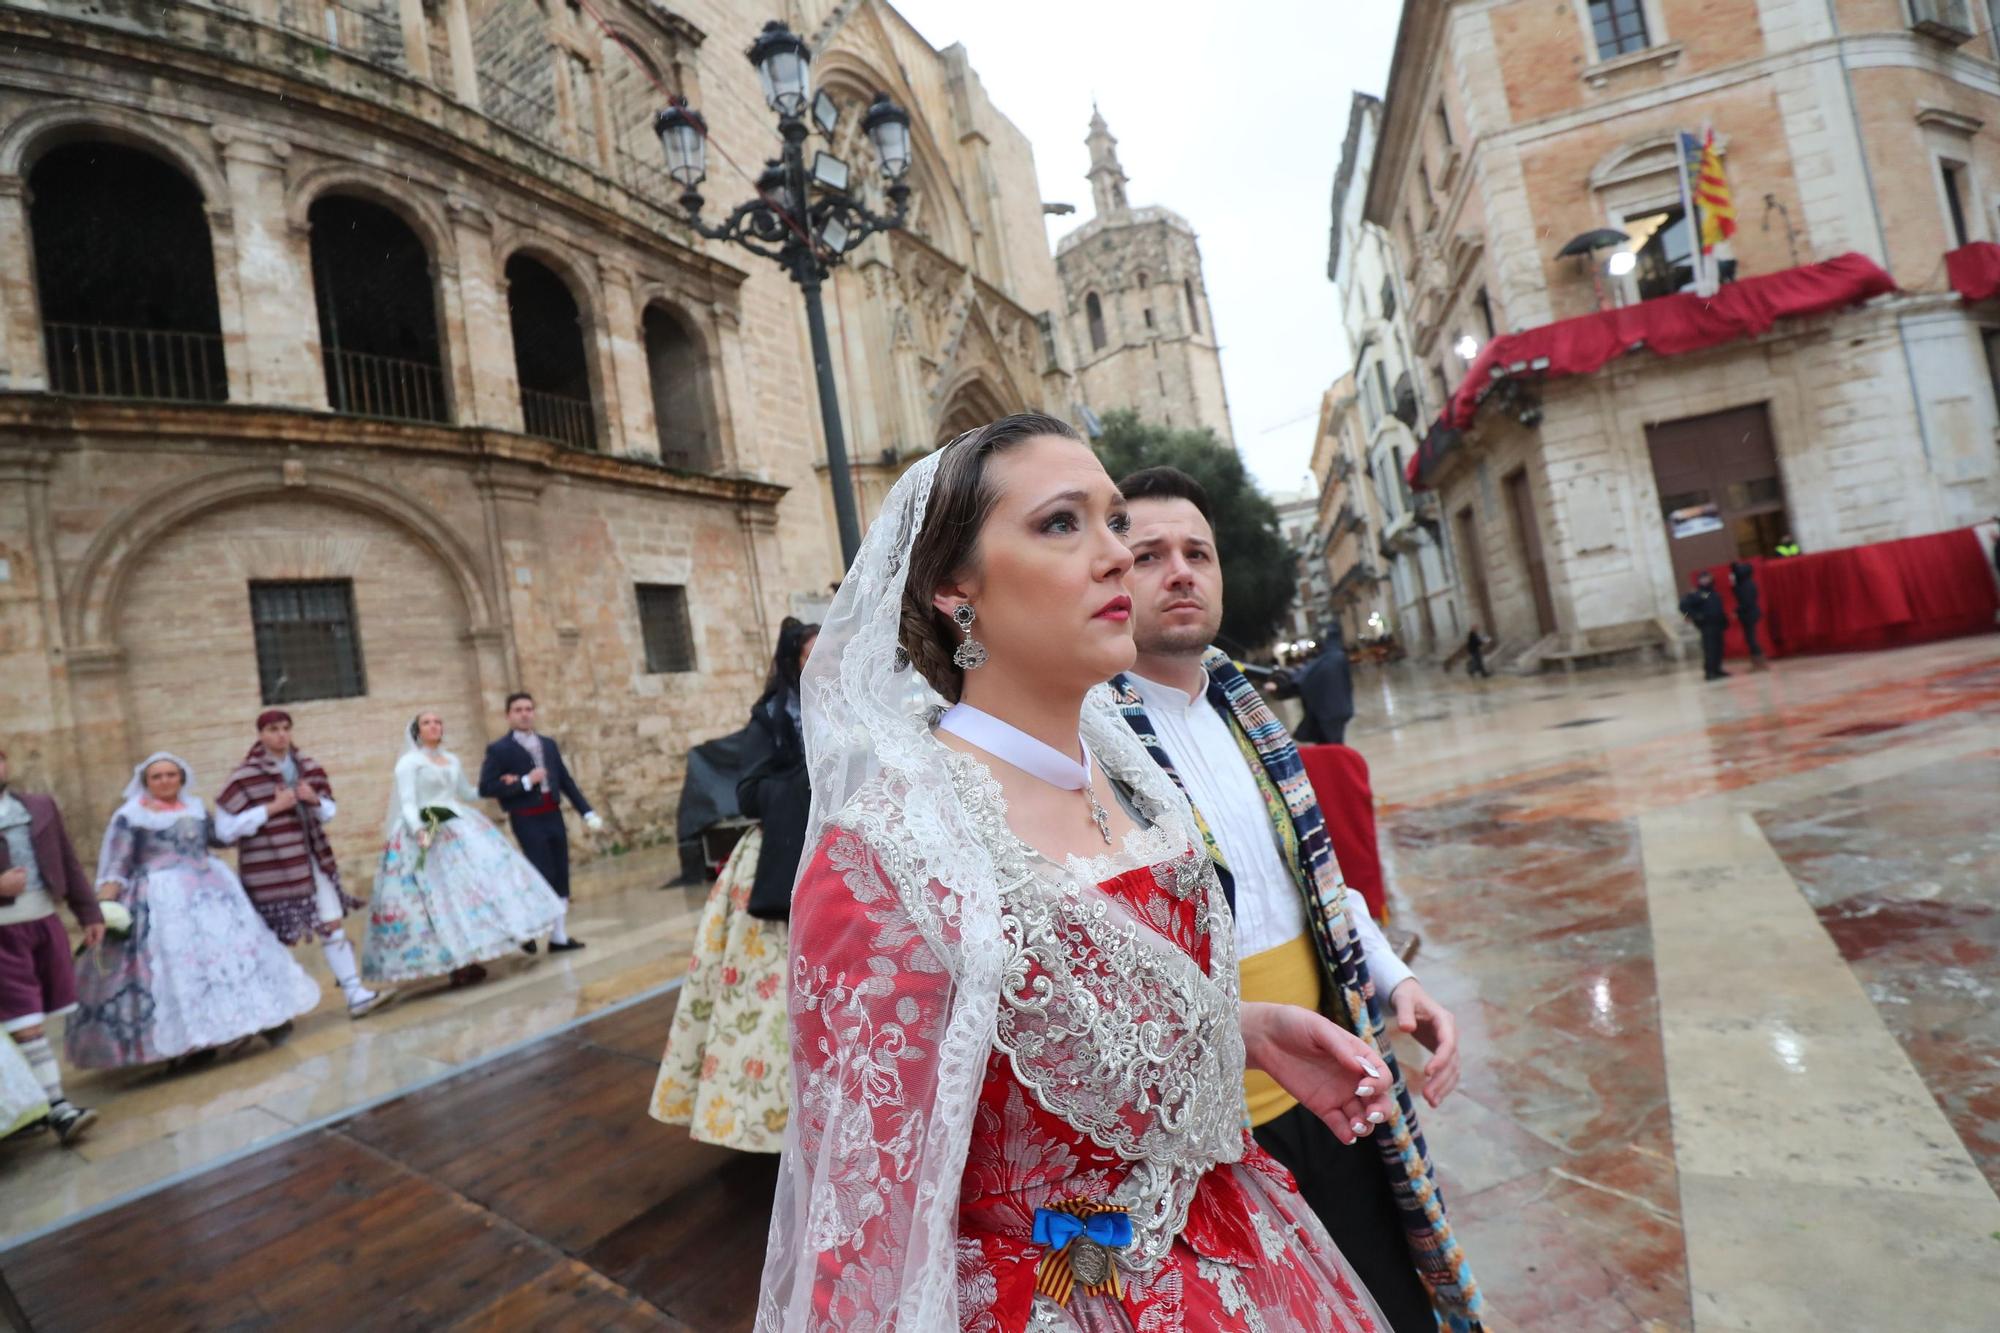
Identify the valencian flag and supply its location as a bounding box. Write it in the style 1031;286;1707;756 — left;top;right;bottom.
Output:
1677;129;1737;255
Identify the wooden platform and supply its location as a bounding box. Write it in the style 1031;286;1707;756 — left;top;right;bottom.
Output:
0;992;777;1332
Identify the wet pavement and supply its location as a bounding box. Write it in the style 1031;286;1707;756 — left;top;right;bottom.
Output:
4;635;1999;1330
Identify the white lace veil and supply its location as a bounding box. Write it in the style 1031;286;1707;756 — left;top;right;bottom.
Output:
381;711;449;842
757;446;1010;1331
120;751;194;806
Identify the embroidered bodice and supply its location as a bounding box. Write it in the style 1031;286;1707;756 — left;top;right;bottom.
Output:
96;800;267;888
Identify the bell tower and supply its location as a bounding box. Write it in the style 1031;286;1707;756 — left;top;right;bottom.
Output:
1085;106;1128;220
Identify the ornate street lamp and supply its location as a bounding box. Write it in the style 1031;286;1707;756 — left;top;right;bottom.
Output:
654;20;912;567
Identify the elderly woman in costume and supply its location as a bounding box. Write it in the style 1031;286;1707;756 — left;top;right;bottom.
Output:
66;753;321;1071
757;416;1395;1331
217;710;384;1018
652;618;818;1153
364;711;563;989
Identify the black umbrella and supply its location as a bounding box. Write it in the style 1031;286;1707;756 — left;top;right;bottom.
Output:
1555;228;1632;258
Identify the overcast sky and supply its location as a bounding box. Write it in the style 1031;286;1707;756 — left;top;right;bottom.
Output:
889;0;1404;496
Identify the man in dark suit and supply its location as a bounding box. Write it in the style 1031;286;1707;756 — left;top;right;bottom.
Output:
0;745;103;1144
478;693;602;952
1680;570;1731;681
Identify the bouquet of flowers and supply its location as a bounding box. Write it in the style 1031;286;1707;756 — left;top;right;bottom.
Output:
414;805;457;871
98;901;134;936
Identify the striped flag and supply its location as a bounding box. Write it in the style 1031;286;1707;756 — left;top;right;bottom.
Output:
1692;129;1736;254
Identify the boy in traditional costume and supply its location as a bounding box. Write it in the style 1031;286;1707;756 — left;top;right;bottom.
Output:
217;711;384;1017
0;745;101;1144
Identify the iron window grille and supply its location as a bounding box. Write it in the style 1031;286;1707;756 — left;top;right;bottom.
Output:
249;580;366;704
637;583;697;674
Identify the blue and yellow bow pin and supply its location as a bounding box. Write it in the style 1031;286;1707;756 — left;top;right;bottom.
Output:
1032;1199;1133;1305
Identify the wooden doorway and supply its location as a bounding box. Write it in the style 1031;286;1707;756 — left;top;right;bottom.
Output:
1455;504;1496;640
1504;468;1556;637
1645;403;1790;593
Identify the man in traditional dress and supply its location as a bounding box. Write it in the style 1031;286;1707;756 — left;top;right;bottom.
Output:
218;711;385;1018
0;745;102;1144
1111;466;1483;1333
478;692;602;952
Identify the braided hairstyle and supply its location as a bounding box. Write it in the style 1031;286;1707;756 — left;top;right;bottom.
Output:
899;412;1084;703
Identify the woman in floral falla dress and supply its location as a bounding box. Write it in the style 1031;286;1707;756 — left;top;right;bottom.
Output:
757;415;1394;1332
364;712;563;989
66;753;321;1070
653;618;819;1151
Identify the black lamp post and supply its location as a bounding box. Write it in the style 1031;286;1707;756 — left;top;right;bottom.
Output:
656;19;912;567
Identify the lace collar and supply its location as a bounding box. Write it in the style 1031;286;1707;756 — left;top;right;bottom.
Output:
834;716;1246;1273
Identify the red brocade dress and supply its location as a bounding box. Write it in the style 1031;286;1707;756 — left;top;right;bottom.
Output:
778;753;1386;1333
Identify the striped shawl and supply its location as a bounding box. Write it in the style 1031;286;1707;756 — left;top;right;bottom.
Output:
216;745;359;945
1112;649;1484;1331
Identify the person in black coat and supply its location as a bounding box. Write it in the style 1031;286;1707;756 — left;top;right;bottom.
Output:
738;620;818;920
1283;635;1356;745
1680;570;1731;681
1465;627;1491;679
477;692;601;951
1730;561;1768;670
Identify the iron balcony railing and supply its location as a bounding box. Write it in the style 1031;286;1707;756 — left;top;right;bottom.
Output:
520;388;597;451
323;347;448;424
43;322;228;403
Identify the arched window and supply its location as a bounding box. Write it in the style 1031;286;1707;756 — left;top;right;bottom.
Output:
506;254;596;450
309;196;448;423
1184;278;1201;333
31;141;226;401
1086;292;1107;351
643;302;712;469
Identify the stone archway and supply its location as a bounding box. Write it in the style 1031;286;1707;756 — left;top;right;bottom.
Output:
936;375;1011;443
109;492;489;875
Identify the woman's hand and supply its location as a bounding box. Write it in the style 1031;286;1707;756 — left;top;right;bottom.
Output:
1241;1001;1394;1146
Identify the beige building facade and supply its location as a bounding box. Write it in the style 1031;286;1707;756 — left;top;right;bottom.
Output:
1310;375;1397;647
1368;0;2000;662
1056;110;1235;445
0;0;1077;874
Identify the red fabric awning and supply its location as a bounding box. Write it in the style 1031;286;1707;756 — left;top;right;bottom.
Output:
1408;253;1896;487
1946;242;2000;303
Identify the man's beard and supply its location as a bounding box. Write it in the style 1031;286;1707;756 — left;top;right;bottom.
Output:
1135;618;1219;659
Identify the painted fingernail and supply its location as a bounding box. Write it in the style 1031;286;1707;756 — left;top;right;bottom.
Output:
1368;1111;1385;1124
1352;1120;1369;1136
1357;1084;1374;1097
1363;1062;1383;1079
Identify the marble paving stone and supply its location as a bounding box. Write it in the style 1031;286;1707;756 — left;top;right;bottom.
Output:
1679;1173;2000;1333
1759;753;2000;1191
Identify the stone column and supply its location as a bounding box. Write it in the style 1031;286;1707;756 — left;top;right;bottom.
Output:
444;0;480;108
0;176;45;391
446;196;521;430
600;262;655;457
396;0;435;83
214;127;324;408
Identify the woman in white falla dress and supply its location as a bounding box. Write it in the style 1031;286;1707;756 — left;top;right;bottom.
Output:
66;753;320;1070
363;712;563;988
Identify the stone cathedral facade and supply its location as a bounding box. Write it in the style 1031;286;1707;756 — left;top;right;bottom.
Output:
1056;110;1234;446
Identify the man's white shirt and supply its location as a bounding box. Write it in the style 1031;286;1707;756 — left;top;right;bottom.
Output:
1124;671;1413;997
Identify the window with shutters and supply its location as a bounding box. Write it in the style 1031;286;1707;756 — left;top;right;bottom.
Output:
249;580;366;704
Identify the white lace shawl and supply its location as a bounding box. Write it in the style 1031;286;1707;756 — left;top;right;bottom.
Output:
755;449;1247;1332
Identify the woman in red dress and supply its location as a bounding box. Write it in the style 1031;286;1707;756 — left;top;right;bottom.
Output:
758;415;1393;1332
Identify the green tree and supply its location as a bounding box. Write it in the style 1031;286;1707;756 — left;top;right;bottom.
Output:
1092;409;1296;654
